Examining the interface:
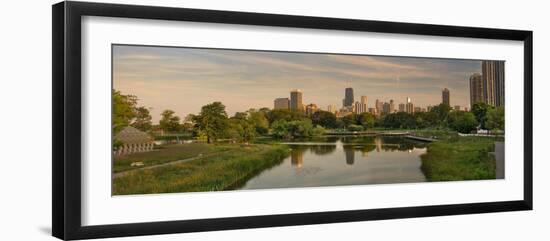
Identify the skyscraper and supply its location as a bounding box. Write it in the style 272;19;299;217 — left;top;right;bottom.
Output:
355;101;367;114
290;89;303;111
375;99;383;115
361;96;368;107
343;88;354;107
442;88;450;106
398;103;405;112
406;102;414;113
382;102;390;115
482;60;505;107
389;99;395;113
273;98;289;110
469;73;483;108
405;97;414;114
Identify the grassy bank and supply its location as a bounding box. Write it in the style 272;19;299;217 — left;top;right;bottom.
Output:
113;143;235;173
420;137;496;181
113;144;290;195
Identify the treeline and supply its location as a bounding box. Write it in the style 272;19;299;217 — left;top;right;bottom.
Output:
113;90;505;144
369;103;503;133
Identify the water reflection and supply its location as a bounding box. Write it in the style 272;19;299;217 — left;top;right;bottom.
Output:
241;136;428;190
344;145;355;165
290;148;305;167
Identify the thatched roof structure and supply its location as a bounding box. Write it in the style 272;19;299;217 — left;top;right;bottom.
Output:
115;126;153;144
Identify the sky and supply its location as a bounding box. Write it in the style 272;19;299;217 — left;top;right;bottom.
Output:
113;45;482;123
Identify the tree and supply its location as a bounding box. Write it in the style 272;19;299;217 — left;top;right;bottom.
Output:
471;102;494;129
381;112;415;129
347;124;364;132
265;109;305;124
311;111;337;128
227;118;256;143
248;109;270;135
193;102;229;143
271;119;316;139
486;107;505;131
341;114;357;128
113;90;138;134
159;110;181;133
232;112;248;120
131;106;153;132
271;119;292;139
447;111;478;133
356;112;375;129
430;103;452;127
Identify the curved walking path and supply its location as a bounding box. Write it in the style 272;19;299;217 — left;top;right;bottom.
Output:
113;150;231;179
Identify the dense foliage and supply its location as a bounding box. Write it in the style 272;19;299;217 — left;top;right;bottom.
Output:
113;90;506;144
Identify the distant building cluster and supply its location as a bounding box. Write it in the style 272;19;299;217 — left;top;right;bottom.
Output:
272;60;504;116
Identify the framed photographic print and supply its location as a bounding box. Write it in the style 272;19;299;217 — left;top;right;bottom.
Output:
52;1;533;240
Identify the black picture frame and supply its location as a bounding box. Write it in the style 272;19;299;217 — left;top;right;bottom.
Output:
52;1;533;240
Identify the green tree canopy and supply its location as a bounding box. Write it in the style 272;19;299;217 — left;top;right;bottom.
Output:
486;106;505;131
113;90;138;134
227;118;256;143
193;102;229;143
356;112;375;129
271;119;317;139
430;103;452;127
265;109;305;124
471;102;494;129
159;110;181;133
447;111;478;133
341;114;357;128
311;111;337;129
131;106;153;132
380;112;416;129
248;109;270;135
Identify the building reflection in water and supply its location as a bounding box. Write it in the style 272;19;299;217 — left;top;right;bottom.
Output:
375;137;383;152
343;145;355;165
290;148;305;168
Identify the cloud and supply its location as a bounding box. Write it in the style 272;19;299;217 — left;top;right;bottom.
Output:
113;45;482;122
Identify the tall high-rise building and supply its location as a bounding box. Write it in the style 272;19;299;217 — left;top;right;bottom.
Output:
355;101;367;114
469;73;483;108
389;99;395;113
273;98;289;110
442;88;450;106
482;60;505;107
454;105;461;111
375;99;383;115
398;103;405;112
361;96;368;106
405;97;414;114
406;103;414;113
382;102;391;115
290;89;303;111
343;88;354;107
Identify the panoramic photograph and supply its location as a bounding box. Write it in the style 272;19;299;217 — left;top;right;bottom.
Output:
111;44;505;196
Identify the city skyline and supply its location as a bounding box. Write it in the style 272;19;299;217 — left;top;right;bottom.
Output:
114;45;485;122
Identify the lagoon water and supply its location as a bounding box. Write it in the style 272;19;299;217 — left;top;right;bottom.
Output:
240;136;428;190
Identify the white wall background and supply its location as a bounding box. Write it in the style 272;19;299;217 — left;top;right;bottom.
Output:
0;0;547;240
